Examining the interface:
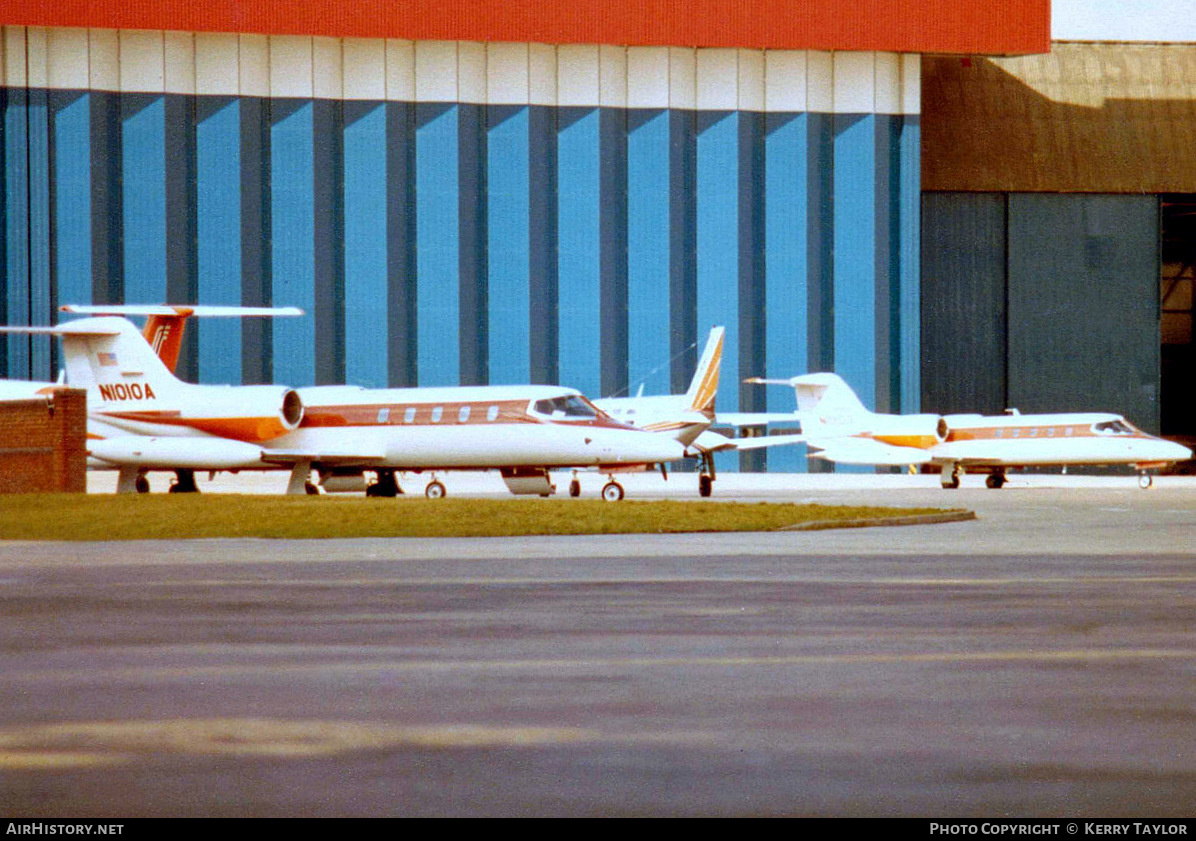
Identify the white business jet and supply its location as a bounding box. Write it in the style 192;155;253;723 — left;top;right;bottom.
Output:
744;372;1191;489
4;309;687;500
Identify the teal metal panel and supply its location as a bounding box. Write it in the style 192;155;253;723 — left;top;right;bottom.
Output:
920;192;1008;415
1007;193;1161;431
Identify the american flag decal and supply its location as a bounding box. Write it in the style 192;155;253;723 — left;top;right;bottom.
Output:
98;352;118;367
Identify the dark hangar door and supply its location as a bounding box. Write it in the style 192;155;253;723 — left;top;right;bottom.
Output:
1006;194;1161;432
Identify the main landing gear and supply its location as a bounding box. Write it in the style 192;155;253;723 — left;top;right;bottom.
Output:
941;462;964;489
168;469;200;494
365;469;402;498
600;479;625;502
985;470;1007;490
696;450;716;498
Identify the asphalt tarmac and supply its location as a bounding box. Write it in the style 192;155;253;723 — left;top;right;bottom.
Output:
2;473;1195;817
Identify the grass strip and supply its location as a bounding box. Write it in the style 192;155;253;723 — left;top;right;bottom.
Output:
0;495;966;541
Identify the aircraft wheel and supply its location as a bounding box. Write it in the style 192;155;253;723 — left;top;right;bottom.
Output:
1138;473;1154;490
601;481;624;502
985;473;1006;489
426;480;447;499
698;474;713;498
941;466;961;490
569;479;581;498
304;482;320;495
134;476;150;494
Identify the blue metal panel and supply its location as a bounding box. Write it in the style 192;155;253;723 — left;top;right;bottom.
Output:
164;95;199;381
3;87;52;377
763;112;808;472
697;111;739;472
898;116;921;414
696;112;739;407
312;99;344;386
668;110;697;395
806;112;834;378
386;102;417;387
458;104;488;386
738;111;766;472
832;113;876;412
599;108;628;400
626;109;671;397
195;97;243;384
343;101;388;388
239;97;271;384
556;107;601;398
270;99;316;387
0;87;7;375
51;92;91;316
27;88;51;377
527;106;558;386
487;105;530;385
3;87;31;376
873;114;899;414
415;103;460;386
122;95;166;307
90;92;122;307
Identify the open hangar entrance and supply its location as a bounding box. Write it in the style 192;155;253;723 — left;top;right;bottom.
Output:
920;44;1196;451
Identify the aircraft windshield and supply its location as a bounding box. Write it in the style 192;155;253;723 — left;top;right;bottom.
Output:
1093;419;1135;435
533;395;599;419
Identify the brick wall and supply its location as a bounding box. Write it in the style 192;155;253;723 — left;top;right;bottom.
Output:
0;389;87;493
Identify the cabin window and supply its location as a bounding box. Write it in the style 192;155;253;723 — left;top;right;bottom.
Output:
487;405;499;422
458;406;471;423
1065;427;1074;436
431;406;443;423
404;407;416;424
377;408;390;424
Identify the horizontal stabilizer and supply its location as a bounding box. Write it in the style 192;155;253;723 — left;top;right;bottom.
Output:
61;305;304;318
714;411;800;428
0;323;120;337
806;437;934;466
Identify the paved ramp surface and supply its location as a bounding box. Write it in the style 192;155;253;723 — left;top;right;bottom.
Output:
2;476;1195;816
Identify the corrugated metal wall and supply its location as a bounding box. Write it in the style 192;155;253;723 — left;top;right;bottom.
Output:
922;192;1162;432
1;28;924;472
920;192;1006;415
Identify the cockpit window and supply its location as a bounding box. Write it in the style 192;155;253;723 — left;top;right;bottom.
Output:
532;395;599;419
1093;420;1135;435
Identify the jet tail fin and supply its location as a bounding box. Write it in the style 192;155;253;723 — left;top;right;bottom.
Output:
683;326;724;417
744;372;871;426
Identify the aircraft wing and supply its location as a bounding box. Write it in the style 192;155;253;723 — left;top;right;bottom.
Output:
805;437;934;466
261;449;387;466
714;411;801;428
690;430;806;453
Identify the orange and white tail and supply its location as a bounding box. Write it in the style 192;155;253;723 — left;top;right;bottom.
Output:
683;326;724;418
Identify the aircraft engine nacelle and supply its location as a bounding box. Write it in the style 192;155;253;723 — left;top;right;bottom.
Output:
88;436;267;470
176;385;304;443
868;414;947;450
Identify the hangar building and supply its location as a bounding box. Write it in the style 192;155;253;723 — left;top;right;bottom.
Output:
19;3;1189;473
